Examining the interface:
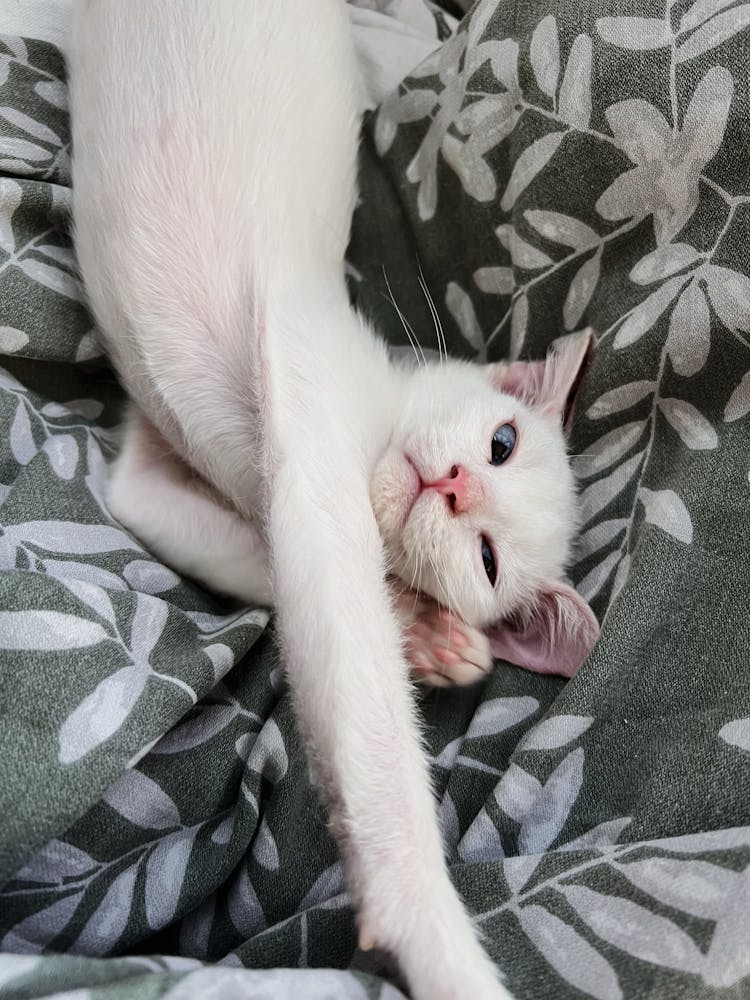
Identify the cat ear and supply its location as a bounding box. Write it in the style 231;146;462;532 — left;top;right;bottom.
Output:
488;328;595;430
486;580;599;678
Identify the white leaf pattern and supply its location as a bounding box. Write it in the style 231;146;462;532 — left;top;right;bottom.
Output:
586;381;654;419
558;34;592;128
504;854;543;894
617;857;742;919
517;905;623;999
680;0;739;34
609;551;631;603
75;865;138;955
298;862;345;911
4;520;141;555
252;816;280;870
0;178;22;250
1;893;82;954
676;5;750;62
58;666;149;764
659;397;718;449
211;812;235;846
495;764;542;823
575;422;645;476
530;16;559;100
103;770;181;830
524;210;598;250
0;135;51;162
0;326;28;352
507;230;553;270
577;550;622;602
518;749;584;853
579;451;644;524
614;276;689;349
510;294;528;359
152;704;238;754
10;401;36;464
0;106;61;146
666;280;711;378
15;840;97;884
0;610;108;651
54;576;118;624
123;560;180;594
474;266;513;295
42;399;104;420
445;281;484;351
559;817;632;852
457;807;505;863
228;864;266;937
519;715;594;751
629;244;702;285
724;372;750;422
441;133;496;202
466;697;540;739
704;264;750;334
575;518;628;560
639;488;693;543
129;593;169;666
719;718;750;751
247;719;289;783
34;80;66;109
203;643;236;680
681;66;734;164
563;249;601;329
597;17;672;49
17;258;82;300
42;434;79;480
145;828;197;930
562;884;705;972
500;132;564;211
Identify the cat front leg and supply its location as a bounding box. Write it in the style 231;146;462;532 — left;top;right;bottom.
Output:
393;588;494;687
269;447;510;1000
107;406;272;606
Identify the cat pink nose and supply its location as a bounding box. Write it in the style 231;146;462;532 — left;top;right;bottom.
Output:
424;465;473;514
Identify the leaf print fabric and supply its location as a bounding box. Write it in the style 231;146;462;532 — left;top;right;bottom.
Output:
2;2;750;998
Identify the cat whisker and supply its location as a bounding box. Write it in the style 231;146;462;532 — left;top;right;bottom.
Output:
381;267;426;368
409;550;424;606
416;258;447;367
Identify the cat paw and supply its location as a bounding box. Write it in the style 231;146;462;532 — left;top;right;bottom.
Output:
403;603;493;687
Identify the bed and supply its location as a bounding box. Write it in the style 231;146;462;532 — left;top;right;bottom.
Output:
1;1;749;997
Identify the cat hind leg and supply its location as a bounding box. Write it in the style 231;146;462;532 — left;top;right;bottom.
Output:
107;406;272;605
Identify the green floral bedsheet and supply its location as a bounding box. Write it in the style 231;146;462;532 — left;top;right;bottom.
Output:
1;2;749;998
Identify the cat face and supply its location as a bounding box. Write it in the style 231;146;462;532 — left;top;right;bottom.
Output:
370;331;598;675
372;362;575;626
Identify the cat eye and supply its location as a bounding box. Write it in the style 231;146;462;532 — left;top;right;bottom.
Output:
481;536;497;586
491;422;516;465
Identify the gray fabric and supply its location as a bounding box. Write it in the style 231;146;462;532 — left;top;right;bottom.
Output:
1;2;750;997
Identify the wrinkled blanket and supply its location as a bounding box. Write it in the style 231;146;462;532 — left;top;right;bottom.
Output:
1;1;750;998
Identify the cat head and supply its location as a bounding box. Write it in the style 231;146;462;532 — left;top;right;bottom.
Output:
371;329;598;677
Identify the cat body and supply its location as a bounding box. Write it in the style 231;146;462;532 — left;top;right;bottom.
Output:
69;3;596;997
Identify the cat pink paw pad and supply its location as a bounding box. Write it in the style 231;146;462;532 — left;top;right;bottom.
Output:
403;605;493;687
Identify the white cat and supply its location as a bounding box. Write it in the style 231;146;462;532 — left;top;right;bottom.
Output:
68;3;598;998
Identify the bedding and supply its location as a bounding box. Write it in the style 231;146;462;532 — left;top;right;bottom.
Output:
1;1;749;997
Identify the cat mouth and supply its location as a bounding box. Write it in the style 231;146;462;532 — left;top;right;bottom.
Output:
402;454;424;523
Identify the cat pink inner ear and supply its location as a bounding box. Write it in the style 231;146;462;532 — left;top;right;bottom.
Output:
488;328;595;429
487;581;599;678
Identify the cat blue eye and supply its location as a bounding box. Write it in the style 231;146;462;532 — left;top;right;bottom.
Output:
481;536;497;586
491;423;516;465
